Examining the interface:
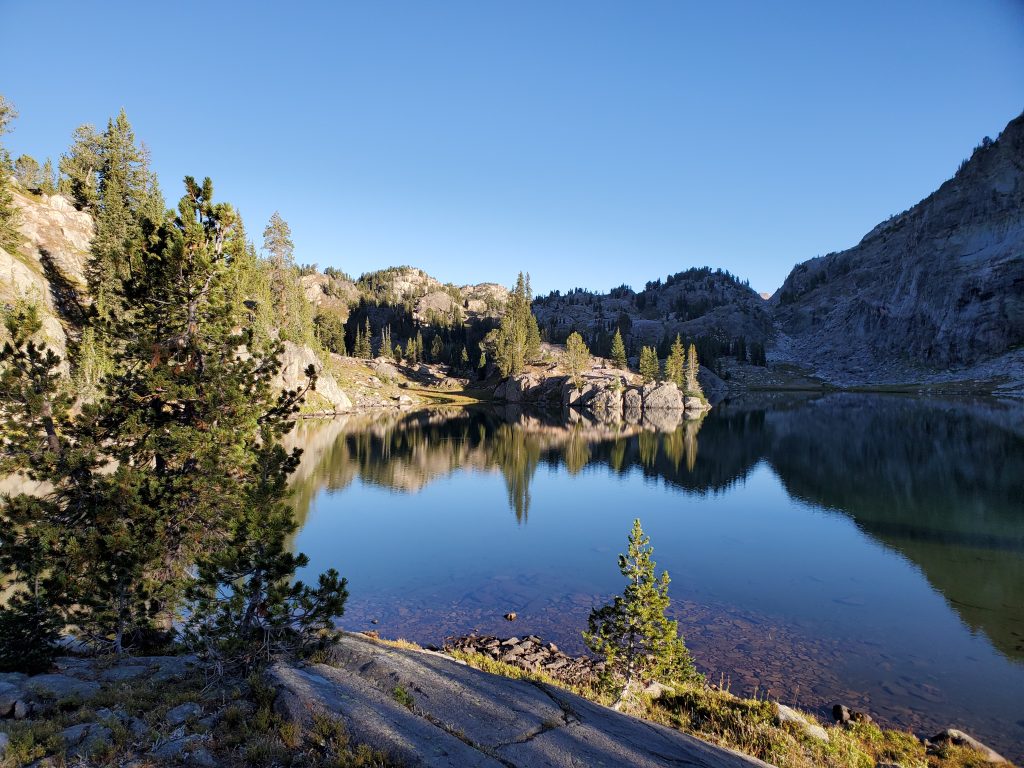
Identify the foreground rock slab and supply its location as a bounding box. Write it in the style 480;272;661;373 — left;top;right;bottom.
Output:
270;633;770;768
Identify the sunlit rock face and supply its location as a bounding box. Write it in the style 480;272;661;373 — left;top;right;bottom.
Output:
0;188;93;363
772;111;1024;387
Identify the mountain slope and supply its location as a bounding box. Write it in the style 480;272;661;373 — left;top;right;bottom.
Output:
533;267;771;357
772;111;1024;388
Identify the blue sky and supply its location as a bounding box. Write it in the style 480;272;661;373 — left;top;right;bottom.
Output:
3;1;1023;295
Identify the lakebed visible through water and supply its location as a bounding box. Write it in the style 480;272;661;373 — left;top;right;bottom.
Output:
289;394;1024;761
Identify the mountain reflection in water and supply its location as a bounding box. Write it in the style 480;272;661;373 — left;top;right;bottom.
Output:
288;394;1024;760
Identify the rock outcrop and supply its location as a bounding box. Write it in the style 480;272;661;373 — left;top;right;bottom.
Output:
772;111;1024;388
0;187;93;362
496;367;711;426
270;632;771;768
273;341;352;413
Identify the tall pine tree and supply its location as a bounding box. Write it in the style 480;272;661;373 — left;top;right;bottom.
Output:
664;334;686;388
610;328;628;370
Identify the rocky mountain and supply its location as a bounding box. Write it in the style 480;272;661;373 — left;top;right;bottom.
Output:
532;267;772;357
772;111;1024;389
352;265;507;325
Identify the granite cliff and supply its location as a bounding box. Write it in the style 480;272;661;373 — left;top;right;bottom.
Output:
772;111;1024;390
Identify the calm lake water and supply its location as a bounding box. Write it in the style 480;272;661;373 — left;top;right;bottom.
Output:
289;394;1024;760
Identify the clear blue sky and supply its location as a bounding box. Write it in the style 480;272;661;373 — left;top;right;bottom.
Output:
3;1;1023;295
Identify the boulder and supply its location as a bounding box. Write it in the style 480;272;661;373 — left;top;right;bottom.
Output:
165;701;203;727
589;387;623;414
776;703;829;742
684;396;709;411
0;681;19;716
930;729;1007;763
623;387;642;414
61;722;112;758
27;674;101;702
0;732;8;761
642;382;684;410
273;341;352;413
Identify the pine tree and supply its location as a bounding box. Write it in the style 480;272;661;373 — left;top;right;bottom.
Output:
430;333;443;362
39;158;57;195
0;178;347;663
353;319;372;359
610;328;628;370
0;94;21;253
490;272;542;377
639;346;660;383
102;176;344;658
685;343;703;398
59;124;102;208
460;345;469;369
583;519;699;709
664;335;685;388
364;318;375;357
0;302;75;670
13;154;41;188
564;331;590;390
263;212;316;347
186;435;347;670
89;110;164;321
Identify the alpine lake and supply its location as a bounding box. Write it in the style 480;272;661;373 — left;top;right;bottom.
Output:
287;393;1024;761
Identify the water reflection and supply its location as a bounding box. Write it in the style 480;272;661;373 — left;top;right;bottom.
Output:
288;395;1024;665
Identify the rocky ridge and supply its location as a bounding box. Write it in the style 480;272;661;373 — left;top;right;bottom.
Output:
772;111;1024;389
532;268;772;352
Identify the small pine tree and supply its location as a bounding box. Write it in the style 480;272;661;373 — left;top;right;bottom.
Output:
664;335;685;388
13;154;41;189
352;319;373;359
39;158;57;195
564;331;590;390
460;345;469;369
0;95;22;253
639;346;660;383
430;333;443;362
685;343;703;398
583;519;699;709
610;328;628;370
